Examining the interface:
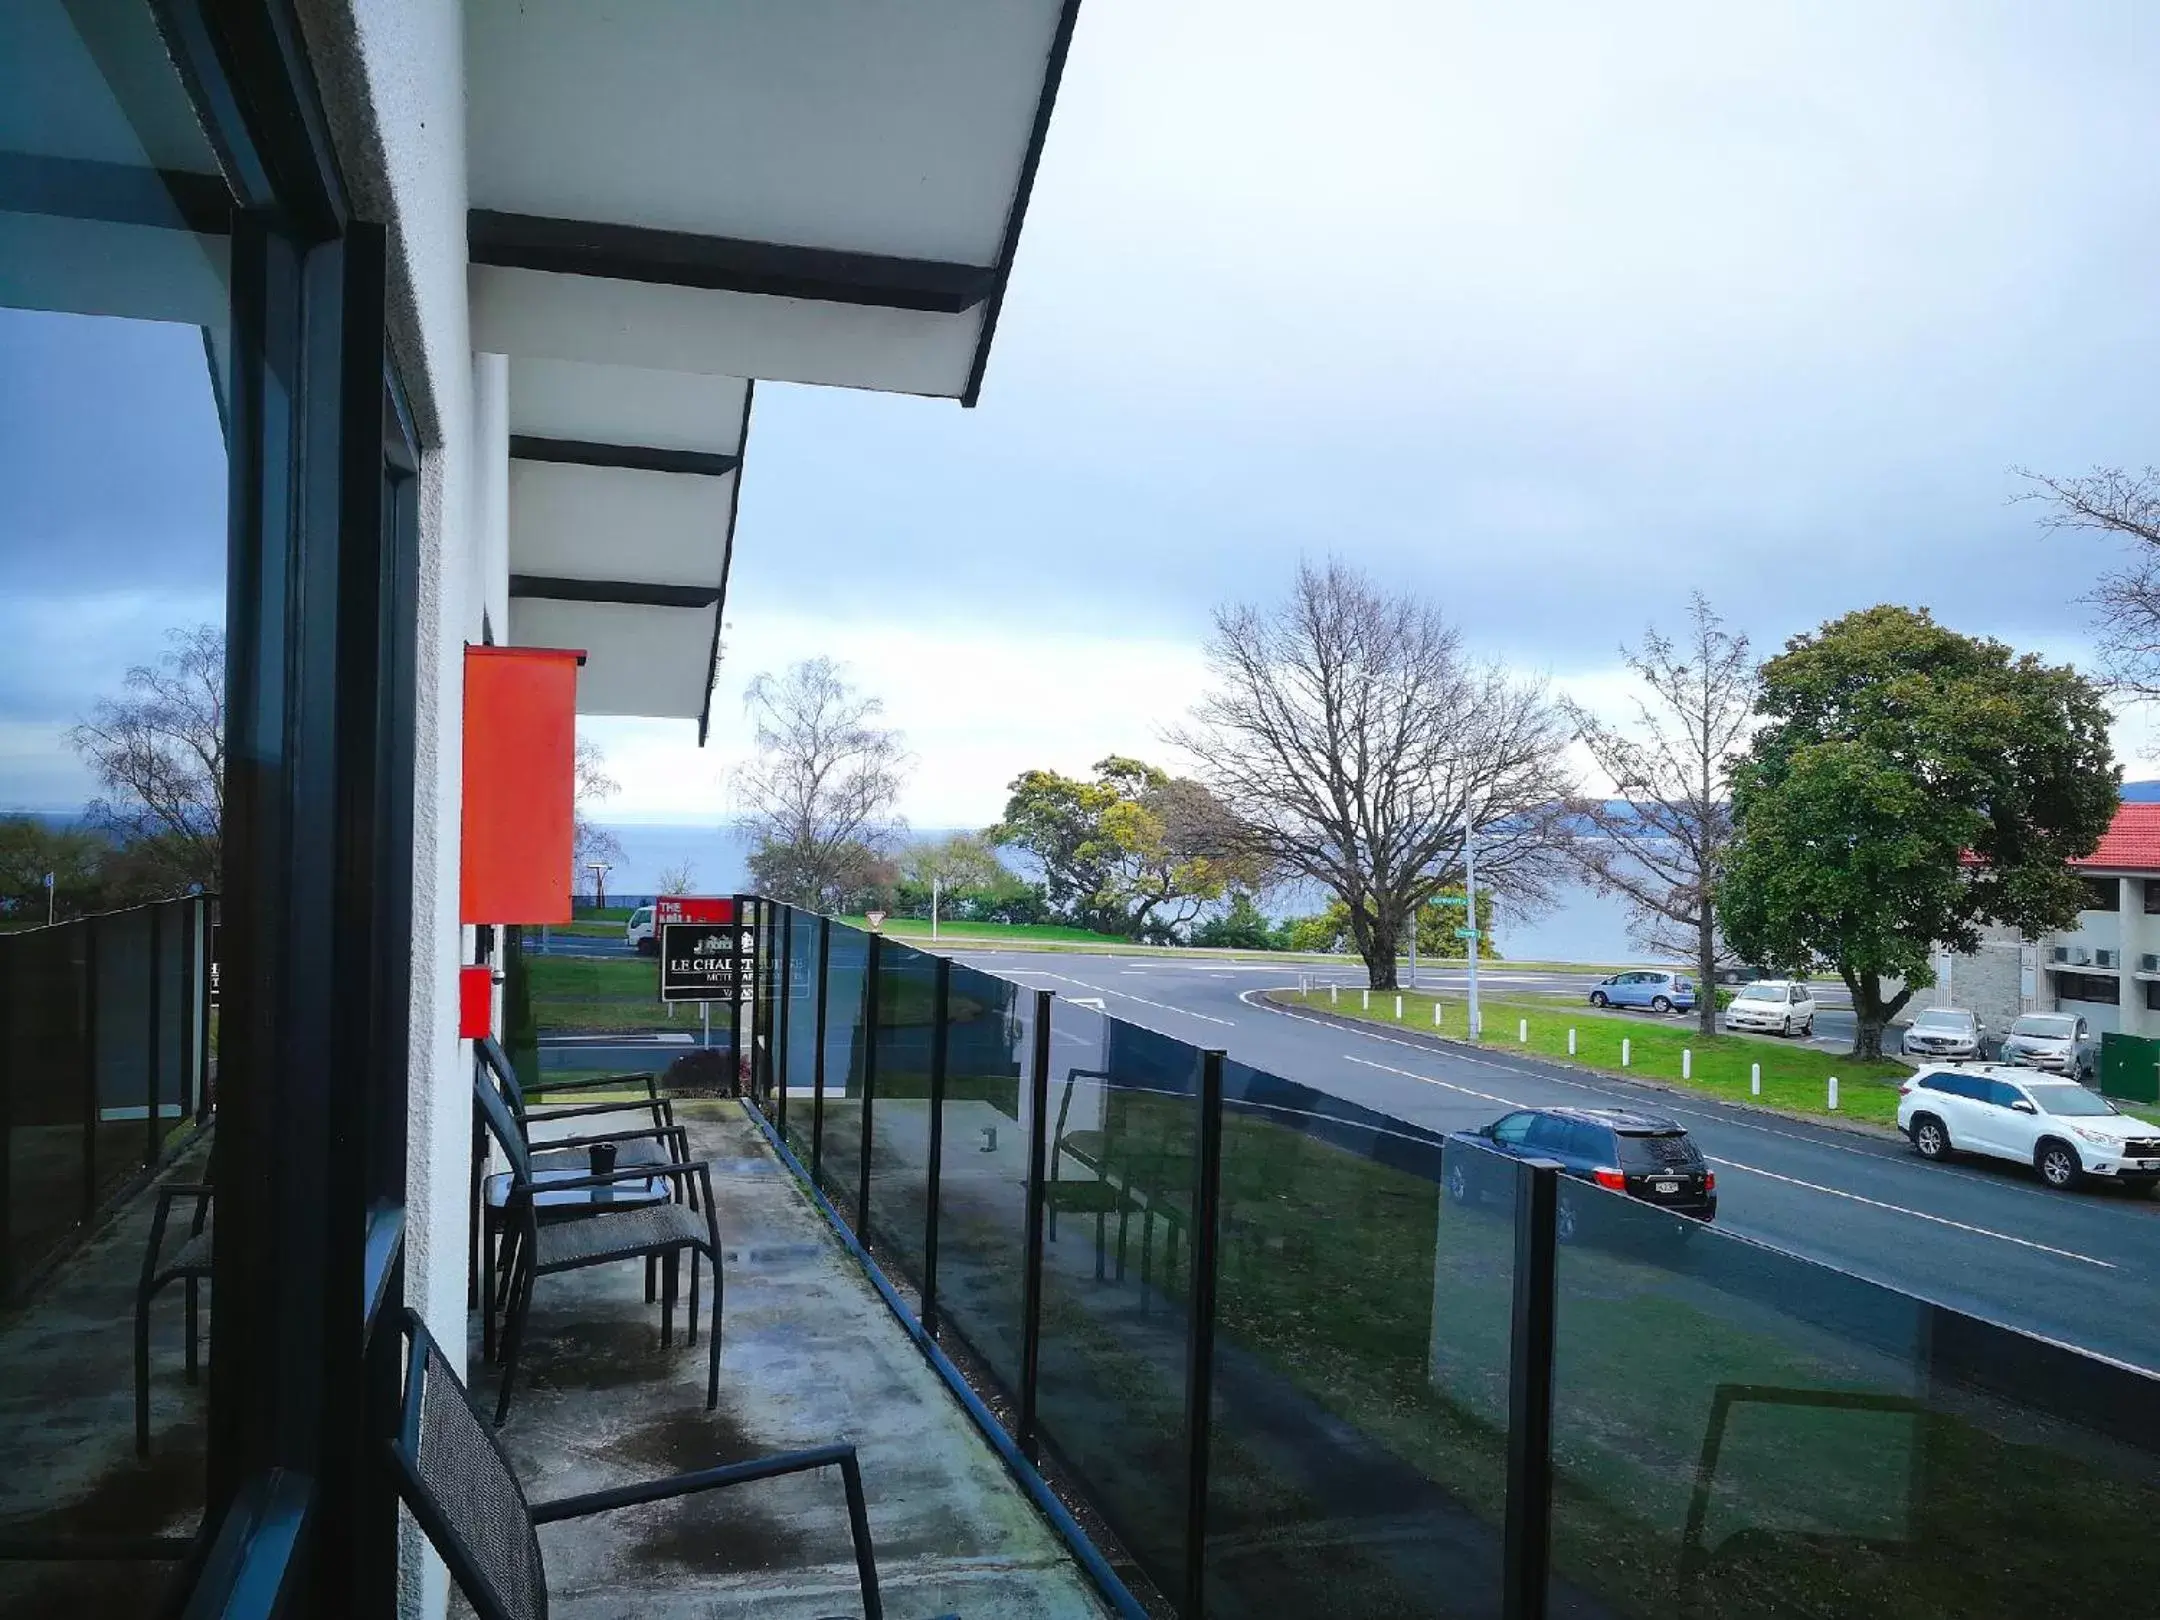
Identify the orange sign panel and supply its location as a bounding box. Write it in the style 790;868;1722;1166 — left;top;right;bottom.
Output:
459;645;582;924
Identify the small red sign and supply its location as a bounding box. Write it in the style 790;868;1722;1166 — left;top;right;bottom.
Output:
458;964;495;1040
656;896;736;926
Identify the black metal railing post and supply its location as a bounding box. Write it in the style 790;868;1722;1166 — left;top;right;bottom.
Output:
146;904;165;1166
760;898;778;1105
921;955;952;1337
1180;1048;1227;1619
774;905;793;1129
1018;987;1054;1460
81;916;99;1221
856;932;883;1234
180;900;199;1124
728;892;747;1093
0;930;13;1298
1502;1158;1562;1620
812;916;831;1180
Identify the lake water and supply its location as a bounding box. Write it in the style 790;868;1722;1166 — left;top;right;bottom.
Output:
593;820;1650;966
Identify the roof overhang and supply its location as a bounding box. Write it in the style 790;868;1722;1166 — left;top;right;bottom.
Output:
467;0;1079;733
503;359;751;741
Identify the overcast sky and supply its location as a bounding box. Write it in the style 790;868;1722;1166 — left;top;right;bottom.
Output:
6;1;2159;828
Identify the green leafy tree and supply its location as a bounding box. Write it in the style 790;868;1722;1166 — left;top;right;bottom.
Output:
1720;606;2118;1059
1192;890;1277;950
989;756;1253;940
0;816;108;921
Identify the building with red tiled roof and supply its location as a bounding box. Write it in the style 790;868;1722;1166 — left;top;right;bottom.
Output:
1944;802;2160;1043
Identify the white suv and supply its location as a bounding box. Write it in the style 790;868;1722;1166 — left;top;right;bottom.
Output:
1723;979;1816;1037
1898;1063;2160;1192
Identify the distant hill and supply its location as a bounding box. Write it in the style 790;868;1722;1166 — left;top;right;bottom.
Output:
2123;781;2160;803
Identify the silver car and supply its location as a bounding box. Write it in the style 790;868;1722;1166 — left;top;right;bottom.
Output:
1900;1007;1980;1062
1998;1012;2095;1082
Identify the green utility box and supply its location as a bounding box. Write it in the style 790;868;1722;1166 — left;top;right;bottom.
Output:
2098;1032;2160;1104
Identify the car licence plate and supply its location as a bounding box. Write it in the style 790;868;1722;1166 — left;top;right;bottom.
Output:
1654;1179;1681;1194
2141;1160;2160;1172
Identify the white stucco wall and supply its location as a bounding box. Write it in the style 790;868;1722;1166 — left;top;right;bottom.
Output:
291;2;478;1613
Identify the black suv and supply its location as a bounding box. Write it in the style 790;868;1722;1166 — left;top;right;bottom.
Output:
1446;1106;1717;1234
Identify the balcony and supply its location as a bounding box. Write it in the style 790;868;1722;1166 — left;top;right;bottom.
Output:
0;1098;1114;1617
12;898;2160;1618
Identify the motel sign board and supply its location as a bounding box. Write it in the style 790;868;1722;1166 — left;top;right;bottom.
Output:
657;897;746;1003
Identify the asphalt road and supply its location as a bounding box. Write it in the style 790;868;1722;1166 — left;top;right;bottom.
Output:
939;948;2160;1374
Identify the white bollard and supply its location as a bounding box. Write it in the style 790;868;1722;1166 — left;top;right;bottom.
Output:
1622;1038;1631;1068
1329;983;1338;1005
1751;1061;1761;1097
1518;1018;1528;1043
1683;1049;1692;1080
1568;1028;1577;1055
1434;1001;1443;1027
1828;1075;1840;1111
1395;994;1404;1020
1362;988;1370;1011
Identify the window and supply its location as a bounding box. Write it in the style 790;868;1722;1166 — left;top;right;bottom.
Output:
1982;1080;2027;1109
1791;985;1808;1004
1525;1115;1576;1156
1569;1121;1617;1161
1923;1072;1985;1101
1491;1112;1535;1147
2055;972;2118;1005
2145;878;2160;916
2081;876;2120;912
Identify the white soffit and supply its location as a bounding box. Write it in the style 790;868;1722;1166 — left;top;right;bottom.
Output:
505;369;755;741
463;0;1080;405
509;599;716;720
509;358;748;455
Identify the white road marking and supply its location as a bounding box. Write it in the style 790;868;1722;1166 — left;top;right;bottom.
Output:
1712;1159;2117;1269
1025;969;1235;1026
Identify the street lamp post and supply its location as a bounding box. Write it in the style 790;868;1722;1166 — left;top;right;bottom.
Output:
586;860;611;912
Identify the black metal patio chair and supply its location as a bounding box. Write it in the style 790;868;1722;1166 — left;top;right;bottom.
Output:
387;1308;887;1620
475;1073;723;1426
474;1040;694;1363
135;1181;212;1455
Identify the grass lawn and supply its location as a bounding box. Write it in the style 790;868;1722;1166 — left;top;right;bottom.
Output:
1278;987;1908;1125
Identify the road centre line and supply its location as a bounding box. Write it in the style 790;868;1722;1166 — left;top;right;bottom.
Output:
1711;1159;2116;1269
1340;1053;2115;1268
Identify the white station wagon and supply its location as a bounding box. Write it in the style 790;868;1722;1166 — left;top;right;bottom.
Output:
1898;1063;2160;1192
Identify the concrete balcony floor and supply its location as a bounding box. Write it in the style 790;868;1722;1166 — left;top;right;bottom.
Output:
0;1105;1111;1619
468;1100;1111;1619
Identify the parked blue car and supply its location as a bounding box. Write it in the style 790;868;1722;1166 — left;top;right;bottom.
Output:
1589;970;1697;1014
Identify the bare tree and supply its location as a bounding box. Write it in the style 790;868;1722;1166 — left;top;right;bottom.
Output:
733;657;911;911
573;739;625;888
2016;465;2160;702
1562;594;1755;1035
654;861;698;896
1169;559;1576;989
69;624;224;892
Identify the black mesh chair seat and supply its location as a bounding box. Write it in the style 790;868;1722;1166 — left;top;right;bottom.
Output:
165;1218;215;1282
388;1310;886;1620
533;1203;710;1271
136;1183;213;1455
